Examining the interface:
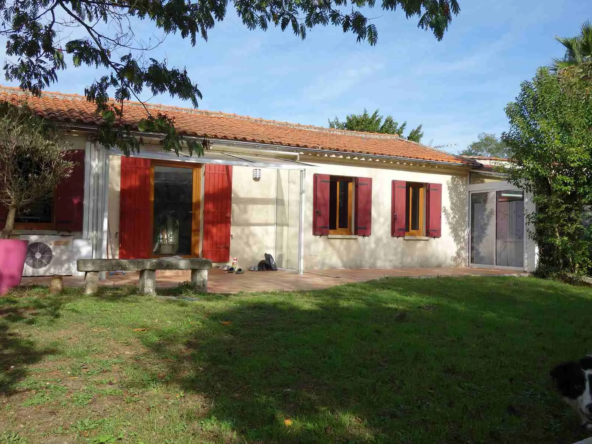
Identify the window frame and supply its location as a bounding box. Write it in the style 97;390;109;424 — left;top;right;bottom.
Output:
405;182;426;237
149;159;202;258
329;175;354;236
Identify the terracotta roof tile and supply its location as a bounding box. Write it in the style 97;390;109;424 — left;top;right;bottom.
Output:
0;85;466;165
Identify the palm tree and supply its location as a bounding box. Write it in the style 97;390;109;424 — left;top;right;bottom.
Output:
552;21;592;72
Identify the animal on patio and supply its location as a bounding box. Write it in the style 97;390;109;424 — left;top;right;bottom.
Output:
551;356;592;444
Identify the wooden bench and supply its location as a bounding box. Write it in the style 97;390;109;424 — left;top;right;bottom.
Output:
77;258;212;295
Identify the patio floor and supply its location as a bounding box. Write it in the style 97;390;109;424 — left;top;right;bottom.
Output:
19;267;526;294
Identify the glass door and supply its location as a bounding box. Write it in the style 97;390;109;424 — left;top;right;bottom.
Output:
470;192;496;265
496;191;524;267
152;165;197;256
470;189;525;268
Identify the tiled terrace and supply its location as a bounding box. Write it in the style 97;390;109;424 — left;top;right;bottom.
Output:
19;267;526;294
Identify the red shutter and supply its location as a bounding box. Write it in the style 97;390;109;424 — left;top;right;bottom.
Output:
55;149;85;232
202;164;233;263
119;157;152;258
313;174;330;236
426;183;442;238
392;180;407;237
354;177;372;236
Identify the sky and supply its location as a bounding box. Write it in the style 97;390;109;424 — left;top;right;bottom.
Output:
0;0;590;153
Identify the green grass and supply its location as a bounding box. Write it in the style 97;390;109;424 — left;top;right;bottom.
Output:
0;277;591;443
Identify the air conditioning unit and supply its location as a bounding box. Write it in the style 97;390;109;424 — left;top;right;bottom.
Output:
20;235;73;276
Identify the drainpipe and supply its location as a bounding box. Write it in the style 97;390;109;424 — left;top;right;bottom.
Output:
298;168;306;275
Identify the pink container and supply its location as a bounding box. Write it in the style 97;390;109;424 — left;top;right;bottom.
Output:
0;239;29;295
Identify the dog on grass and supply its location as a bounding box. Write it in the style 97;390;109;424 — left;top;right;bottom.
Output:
551;356;592;444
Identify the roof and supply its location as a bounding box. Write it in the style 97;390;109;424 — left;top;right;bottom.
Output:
0;85;466;165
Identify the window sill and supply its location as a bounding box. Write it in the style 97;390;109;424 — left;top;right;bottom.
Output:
328;235;358;239
404;236;430;241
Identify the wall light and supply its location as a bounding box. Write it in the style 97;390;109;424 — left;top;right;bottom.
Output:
253;169;262;181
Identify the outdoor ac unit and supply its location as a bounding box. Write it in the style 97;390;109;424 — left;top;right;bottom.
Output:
20;235;73;276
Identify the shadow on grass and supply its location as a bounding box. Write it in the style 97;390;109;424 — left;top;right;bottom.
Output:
139;277;592;443
0;288;64;394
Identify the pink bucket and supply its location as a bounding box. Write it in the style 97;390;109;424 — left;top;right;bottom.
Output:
0;239;29;295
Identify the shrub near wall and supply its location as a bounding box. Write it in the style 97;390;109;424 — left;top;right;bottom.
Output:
503;67;592;277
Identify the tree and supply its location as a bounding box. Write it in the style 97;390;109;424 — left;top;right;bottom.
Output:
0;103;74;238
552;21;592;72
459;133;509;158
0;0;460;156
407;125;424;143
328;109;425;142
502;67;592;276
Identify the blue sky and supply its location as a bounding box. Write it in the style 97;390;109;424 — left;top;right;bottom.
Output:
1;0;590;153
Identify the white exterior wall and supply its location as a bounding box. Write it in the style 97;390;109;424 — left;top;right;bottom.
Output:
298;158;469;270
229;166;278;269
104;152;538;271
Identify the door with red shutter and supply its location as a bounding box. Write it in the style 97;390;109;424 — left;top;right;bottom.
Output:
55;150;85;232
313;174;330;236
426;183;442;238
119;157;152;258
392;180;407;237
354;177;372;236
202;164;233;263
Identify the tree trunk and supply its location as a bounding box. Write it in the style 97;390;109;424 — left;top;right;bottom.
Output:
0;206;16;239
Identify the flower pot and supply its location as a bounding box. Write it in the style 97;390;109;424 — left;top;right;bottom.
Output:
0;239;29;295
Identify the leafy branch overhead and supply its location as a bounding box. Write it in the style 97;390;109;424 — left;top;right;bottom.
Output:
1;0;460;155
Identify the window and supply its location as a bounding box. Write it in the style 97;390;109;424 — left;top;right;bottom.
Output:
392;180;442;238
329;176;354;235
15;195;54;225
405;183;425;236
313;174;372;237
0;150;85;232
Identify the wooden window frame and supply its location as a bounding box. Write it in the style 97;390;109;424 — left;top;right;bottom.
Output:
406;182;425;237
149;160;202;258
329;176;354;235
13;189;57;231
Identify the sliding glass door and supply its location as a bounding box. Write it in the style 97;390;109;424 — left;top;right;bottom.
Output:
470;190;525;268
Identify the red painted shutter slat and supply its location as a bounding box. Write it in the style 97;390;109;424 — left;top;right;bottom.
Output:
427;183;442;238
55;149;85;232
354;177;372;236
202;164;233;263
392;180;407;237
119;157;151;258
313;174;330;236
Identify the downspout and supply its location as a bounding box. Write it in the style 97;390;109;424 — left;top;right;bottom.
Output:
298;168;306;275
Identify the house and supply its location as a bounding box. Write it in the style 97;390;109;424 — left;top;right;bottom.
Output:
0;86;537;276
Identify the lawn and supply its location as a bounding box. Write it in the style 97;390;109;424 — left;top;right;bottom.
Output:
0;276;591;443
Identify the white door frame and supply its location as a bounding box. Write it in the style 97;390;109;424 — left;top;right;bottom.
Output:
467;182;528;271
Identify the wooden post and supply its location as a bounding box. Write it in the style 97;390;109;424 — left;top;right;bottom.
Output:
49;275;64;294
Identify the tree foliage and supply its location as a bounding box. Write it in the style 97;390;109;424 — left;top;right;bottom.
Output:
502;67;592;276
0;0;459;155
459;133;509;158
552;20;592;73
0;103;73;238
328;109;424;142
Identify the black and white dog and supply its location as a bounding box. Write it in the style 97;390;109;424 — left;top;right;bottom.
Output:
551;356;592;444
